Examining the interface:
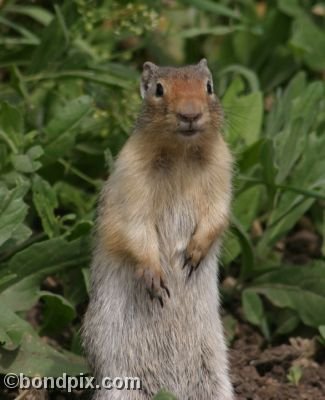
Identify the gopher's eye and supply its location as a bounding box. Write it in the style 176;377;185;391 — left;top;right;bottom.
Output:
155;83;164;97
207;81;213;95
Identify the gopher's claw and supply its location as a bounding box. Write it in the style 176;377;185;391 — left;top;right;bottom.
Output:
183;253;201;281
147;288;164;308
161;279;170;298
183;256;191;269
143;272;170;308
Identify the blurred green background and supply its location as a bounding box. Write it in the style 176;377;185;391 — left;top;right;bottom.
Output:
0;0;324;381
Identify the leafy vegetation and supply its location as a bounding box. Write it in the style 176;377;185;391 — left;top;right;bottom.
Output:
0;0;324;383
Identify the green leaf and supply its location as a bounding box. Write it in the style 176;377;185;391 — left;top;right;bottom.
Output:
0;303;24;350
322;212;325;257
181;0;241;19
0;274;16;287
0;184;29;248
220;65;260;92
26;70;132;89
66;220;93;240
237;139;263;172
0;144;7;170
287;365;302;386
258;195;314;251
40;292;76;334
222;230;241;265
0;237;91;311
231;219;255;280
0;337;87;376
274;81;323;183
60;268;88;307
0;306;25;350
250;262;325;328
44;95;93;140
44;96;92;158
233;186;261;230
29;2;78;73
260;138;277;188
27;145;44;160
274;310;300;336
259;131;325;249
292;132;325;190
0;275;41;312
11;154;41;173
0;102;24;152
5;5;53;26
153;390;178;400
223;314;237;345
0;302;87;376
290;15;325;71
0;328;15;350
278;0;304;17
82;268;90;294
242;290;270;338
222;78;263;147
4;224;32;251
180;25;241;38
265;72;307;137
242;290;264;326
0;237;89;287
319;326;325;341
32;174;58;238
54;182;95;215
222;76;244;102
275;123;304;184
0;16;40;45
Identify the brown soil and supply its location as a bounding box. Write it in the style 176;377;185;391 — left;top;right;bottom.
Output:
230;323;325;400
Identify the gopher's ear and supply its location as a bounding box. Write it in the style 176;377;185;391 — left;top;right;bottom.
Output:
197;58;211;73
140;61;158;99
198;58;208;68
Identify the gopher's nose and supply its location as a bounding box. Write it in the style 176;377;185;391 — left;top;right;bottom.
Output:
177;112;202;123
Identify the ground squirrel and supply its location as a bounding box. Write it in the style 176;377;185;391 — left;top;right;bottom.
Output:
82;59;234;399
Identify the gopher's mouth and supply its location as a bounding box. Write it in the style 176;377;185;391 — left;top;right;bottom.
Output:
178;127;202;136
179;130;198;136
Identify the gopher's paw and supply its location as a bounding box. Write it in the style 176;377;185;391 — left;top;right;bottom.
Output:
183;239;204;279
135;266;170;307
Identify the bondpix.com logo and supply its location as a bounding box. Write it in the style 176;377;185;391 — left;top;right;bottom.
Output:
3;373;142;392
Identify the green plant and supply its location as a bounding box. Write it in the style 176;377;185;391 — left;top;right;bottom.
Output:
153;390;178;400
287;365;303;386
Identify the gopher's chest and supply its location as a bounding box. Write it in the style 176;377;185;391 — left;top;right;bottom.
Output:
152;190;197;267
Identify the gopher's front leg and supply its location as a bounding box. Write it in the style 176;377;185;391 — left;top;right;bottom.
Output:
102;219;170;307
183;215;228;278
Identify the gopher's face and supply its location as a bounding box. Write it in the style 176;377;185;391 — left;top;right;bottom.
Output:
140;59;223;138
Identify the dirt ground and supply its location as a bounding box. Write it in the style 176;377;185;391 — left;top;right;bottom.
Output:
230;323;325;400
